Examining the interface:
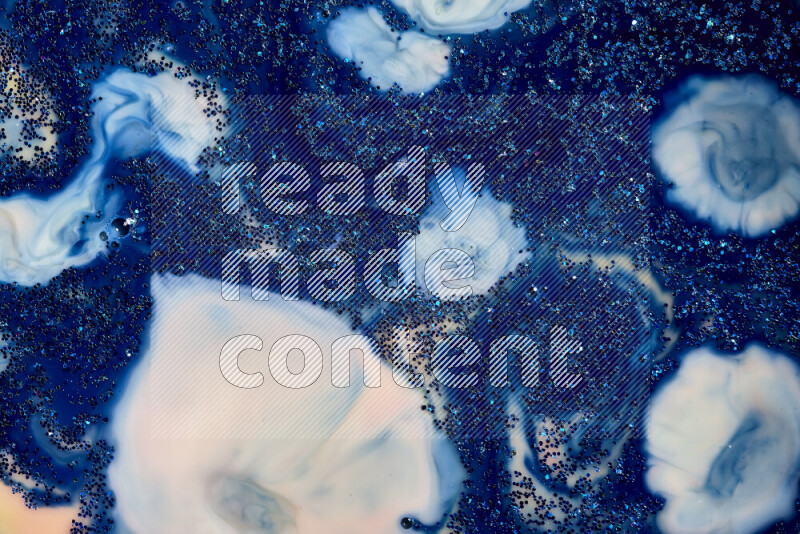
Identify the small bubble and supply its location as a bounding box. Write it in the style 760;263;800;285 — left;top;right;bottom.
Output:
111;218;130;237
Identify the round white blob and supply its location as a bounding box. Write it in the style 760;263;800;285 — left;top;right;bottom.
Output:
327;7;450;94
389;0;532;34
652;75;800;237
646;344;800;534
109;274;463;534
416;182;529;295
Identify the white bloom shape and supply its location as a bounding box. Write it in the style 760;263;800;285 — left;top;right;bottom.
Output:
652;75;800;237
109;274;463;534
416;181;529;295
389;0;532;34
646;344;800;534
327;7;450;94
0;68;224;286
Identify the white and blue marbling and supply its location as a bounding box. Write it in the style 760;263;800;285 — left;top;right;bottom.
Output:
646;344;800;534
109;274;464;534
416;179;530;296
389;0;532;34
505;401;633;530
0;68;222;286
326;7;451;94
652;75;800;238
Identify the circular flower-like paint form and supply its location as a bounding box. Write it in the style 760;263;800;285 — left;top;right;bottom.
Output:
646;344;800;534
389;0;532;34
416;182;530;296
327;7;450;94
652;75;800;237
